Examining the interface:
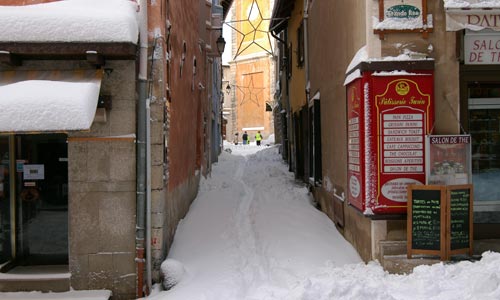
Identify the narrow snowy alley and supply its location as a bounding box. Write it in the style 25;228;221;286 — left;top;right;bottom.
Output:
145;143;500;300
149;144;362;300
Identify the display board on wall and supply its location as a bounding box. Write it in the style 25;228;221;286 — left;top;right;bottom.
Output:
346;68;434;215
407;184;474;260
426;135;471;186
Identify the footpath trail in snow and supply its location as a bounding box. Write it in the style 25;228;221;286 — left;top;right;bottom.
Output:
150;144;361;300
148;143;500;300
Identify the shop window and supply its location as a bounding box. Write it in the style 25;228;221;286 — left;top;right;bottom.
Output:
468;83;500;212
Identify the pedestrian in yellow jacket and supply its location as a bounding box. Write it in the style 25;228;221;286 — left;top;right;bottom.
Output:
255;131;263;146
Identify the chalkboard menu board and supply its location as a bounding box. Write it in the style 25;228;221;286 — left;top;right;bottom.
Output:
407;184;474;260
407;185;446;259
411;190;442;250
447;185;473;257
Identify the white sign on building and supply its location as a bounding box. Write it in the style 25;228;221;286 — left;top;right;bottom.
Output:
465;31;500;64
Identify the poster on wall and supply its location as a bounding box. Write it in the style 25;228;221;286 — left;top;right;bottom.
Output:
426;135;472;186
23;164;45;180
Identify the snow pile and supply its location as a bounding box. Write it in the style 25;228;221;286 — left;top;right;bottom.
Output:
263;133;275;145
286;251;500;300
0;0;138;43
161;259;187;290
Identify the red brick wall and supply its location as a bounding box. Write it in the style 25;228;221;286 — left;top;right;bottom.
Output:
167;0;209;189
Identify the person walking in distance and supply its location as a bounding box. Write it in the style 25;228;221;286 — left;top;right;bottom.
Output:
255;131;263;146
242;131;248;145
233;132;239;145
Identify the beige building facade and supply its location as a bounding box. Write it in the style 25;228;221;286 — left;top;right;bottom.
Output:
273;0;500;266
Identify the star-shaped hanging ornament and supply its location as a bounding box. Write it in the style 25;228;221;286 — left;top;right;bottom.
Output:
224;0;285;59
237;75;265;107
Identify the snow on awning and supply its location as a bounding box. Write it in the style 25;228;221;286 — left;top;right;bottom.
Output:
0;0;138;44
444;0;500;31
0;70;103;133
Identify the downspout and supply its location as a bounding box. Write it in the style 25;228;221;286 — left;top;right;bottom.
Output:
136;0;149;297
270;19;289;163
303;0;311;184
303;0;310;101
146;82;153;294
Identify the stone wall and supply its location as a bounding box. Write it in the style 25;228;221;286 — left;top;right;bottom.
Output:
67;60;137;300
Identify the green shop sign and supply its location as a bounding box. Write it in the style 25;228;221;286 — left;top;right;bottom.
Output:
386;4;420;19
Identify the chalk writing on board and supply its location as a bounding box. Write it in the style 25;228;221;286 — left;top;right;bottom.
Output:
411;189;441;251
449;188;470;250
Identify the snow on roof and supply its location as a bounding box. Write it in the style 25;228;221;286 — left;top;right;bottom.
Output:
344;46;433;84
0;0;139;44
444;0;500;8
345;46;368;75
343;69;361;86
372;70;433;76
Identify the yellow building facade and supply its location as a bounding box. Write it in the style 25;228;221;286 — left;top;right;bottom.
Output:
225;0;275;142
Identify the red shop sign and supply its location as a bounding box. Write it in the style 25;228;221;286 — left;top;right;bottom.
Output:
347;71;434;215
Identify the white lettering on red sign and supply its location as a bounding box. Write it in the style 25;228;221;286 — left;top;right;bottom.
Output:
381;112;425;174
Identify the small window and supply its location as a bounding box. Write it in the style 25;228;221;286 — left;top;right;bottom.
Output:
192;56;197;91
193;56;197;76
180;41;187;78
297;21;304;68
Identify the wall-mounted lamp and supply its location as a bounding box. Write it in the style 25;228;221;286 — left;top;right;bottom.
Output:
225;83;231;94
216;34;226;54
104;68;114;77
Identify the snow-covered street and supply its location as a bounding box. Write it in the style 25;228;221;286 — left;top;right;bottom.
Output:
1;143;500;299
151;143;361;299
148;144;500;300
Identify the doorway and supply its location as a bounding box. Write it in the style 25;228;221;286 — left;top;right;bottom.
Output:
0;134;68;268
0;137;12;265
460;66;500;224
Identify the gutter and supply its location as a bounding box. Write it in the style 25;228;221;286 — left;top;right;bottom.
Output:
136;0;149;297
303;0;310;101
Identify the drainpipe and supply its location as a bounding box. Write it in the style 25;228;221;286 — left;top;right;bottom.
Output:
303;0;311;184
136;0;149;297
303;0;310;101
146;90;152;294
